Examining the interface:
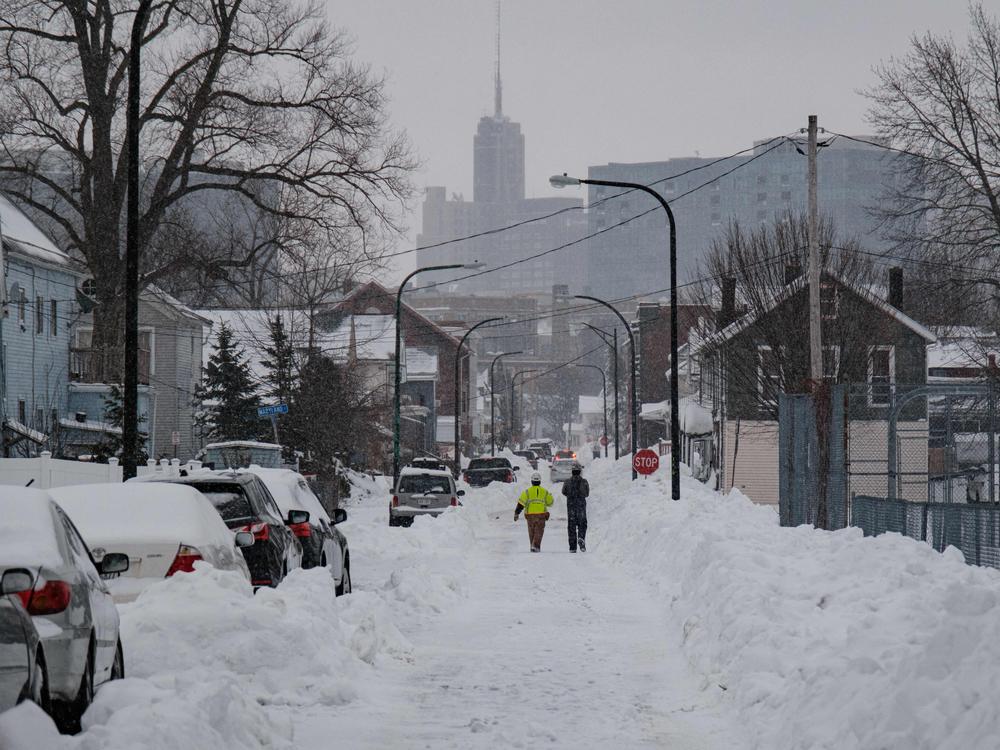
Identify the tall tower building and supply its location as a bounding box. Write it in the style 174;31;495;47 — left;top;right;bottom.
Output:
472;8;524;204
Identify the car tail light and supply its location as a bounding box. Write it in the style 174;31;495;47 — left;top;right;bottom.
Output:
20;580;72;615
288;521;311;538
505;470;514;482
166;544;204;577
239;522;270;542
252;579;272;587
450;496;458;507
391;495;399;507
462;473;470;483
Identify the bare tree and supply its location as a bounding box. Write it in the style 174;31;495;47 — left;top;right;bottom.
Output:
864;4;1000;312
0;0;415;373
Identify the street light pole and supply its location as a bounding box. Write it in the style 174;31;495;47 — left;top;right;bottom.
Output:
453;317;503;477
575;295;637;480
555;174;680;498
583;322;618;459
573;364;608;458
393;263;464;485
510;369;539;449
490;351;522;455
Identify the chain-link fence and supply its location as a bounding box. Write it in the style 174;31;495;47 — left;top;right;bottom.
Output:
779;382;1000;569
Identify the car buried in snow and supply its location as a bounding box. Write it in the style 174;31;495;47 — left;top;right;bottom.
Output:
390;467;464;527
49;483;254;603
462;457;517;487
0;489;126;733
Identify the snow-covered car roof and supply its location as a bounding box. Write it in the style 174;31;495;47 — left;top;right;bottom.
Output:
239;466;330;524
50;483;239;551
0;488;65;568
400;466;454;478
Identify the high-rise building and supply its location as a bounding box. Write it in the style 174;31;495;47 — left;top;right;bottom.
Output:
413;15;586;298
581;136;910;302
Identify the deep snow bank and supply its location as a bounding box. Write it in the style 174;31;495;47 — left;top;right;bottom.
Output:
585;457;1000;750
0;565;412;750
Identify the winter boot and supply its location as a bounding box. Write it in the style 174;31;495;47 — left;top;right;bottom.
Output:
579;540;586;552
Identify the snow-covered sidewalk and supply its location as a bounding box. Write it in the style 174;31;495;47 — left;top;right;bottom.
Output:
291;495;741;749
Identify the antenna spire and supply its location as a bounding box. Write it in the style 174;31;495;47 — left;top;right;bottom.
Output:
494;1;502;117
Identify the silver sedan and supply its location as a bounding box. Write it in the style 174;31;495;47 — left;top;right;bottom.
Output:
0;489;126;733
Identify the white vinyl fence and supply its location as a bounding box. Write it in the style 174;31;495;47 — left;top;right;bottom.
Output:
0;452;123;489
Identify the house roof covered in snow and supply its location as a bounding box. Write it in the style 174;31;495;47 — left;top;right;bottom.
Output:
0;193;80;271
319;314;395;362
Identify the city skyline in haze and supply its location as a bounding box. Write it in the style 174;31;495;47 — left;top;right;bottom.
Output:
330;0;969;282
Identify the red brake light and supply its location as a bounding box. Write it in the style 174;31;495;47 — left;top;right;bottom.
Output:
392;495;399;507
166;544;204;577
506;471;514;482
24;580;72;615
450;496;458;506
238;522;269;542
288;521;311;538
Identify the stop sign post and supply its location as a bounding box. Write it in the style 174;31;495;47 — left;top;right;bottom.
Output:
599;435;609;447
633;448;659;476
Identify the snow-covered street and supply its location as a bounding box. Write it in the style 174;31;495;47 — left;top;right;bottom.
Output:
5;456;1000;750
291;487;740;749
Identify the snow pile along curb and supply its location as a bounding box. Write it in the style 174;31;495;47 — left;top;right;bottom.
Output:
586;457;1000;750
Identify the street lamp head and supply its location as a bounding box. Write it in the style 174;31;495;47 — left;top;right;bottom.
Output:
549;173;581;189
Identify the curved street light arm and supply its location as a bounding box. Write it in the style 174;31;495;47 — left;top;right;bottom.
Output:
453;317;504;477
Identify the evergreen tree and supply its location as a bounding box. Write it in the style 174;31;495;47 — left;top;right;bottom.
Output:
90;384;150;463
194;322;264;442
261;315;298;458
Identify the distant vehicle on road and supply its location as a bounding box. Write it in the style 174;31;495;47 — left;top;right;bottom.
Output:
245;467;352;596
50;483;254;603
513;450;539;470
0;568;46;714
409;456;450;472
551;451;579;482
136;471;303;589
527;440;554;461
463;457;517;487
1;489;127;733
390;468;464;527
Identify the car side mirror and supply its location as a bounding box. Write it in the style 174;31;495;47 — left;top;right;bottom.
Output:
99;553;130;575
513;466;520;471
1;569;33;596
234;531;255;548
456;489;466;497
286;510;309;525
333;508;347;525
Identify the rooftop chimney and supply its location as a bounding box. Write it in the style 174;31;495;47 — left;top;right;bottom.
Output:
717;277;736;331
888;266;903;310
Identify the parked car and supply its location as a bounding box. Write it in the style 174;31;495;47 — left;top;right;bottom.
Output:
0;489;126;732
135;471;303;589
513;450;539;470
463;457;517;487
50;483;254;603
0;568;47;714
242;467;352;596
550;451;579;482
409;456;450;472
390;468;464;527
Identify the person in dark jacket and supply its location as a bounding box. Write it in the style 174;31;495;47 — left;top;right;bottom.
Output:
561;464;590;553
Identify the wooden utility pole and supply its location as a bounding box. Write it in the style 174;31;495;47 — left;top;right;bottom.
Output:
807;115;822;383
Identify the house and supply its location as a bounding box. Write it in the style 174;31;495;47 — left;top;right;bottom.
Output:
696;268;935;505
68;287;207;460
319;281;463;462
0;194;85;456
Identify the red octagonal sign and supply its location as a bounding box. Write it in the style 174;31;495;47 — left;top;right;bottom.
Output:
633;448;659;475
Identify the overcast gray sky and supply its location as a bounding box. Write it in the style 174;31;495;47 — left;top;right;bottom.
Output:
330;0;970;281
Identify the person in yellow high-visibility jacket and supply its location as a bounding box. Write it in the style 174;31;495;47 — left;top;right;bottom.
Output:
514;471;555;552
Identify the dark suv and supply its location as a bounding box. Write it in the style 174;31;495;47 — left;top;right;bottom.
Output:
143;472;303;588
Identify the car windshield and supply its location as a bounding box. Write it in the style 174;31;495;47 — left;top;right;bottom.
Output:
190;483;254;521
399;475;451;494
469;458;510;469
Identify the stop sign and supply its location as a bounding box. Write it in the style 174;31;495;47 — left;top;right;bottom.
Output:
633;449;659;475
599;435;609;447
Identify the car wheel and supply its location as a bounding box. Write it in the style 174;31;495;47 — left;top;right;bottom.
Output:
388;515;399;527
336;560;351;596
53;640;93;734
110;640;124;681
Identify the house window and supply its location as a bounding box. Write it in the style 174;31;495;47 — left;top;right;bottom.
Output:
35;408;44;430
758;345;783;407
868;346;895;407
820;282;839;320
50;300;57;336
16;287;26;324
36;296;44;334
18;400;26;424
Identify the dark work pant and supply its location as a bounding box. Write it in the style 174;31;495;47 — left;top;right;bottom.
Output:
567;502;587;550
